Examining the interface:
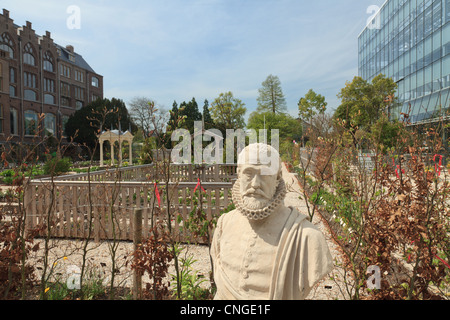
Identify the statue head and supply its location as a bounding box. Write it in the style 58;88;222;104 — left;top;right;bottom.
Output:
233;143;286;220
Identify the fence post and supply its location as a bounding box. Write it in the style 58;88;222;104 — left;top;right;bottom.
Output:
23;178;32;237
214;164;219;182
133;208;143;300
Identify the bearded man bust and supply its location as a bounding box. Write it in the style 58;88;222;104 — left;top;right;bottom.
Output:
210;143;333;300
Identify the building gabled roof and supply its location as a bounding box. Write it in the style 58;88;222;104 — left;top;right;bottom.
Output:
55;43;96;73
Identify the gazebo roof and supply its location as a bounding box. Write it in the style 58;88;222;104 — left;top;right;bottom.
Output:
98;129;134;141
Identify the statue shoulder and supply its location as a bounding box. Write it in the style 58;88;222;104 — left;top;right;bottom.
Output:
288;207;326;239
217;208;240;225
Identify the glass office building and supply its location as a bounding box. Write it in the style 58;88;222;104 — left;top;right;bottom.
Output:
358;0;450;124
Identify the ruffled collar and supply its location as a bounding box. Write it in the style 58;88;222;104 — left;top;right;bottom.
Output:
232;178;287;221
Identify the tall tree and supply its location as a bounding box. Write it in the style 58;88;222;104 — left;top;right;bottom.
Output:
247;111;302;143
129;96;167;137
178;97;202;133
64;98;136;150
167;101;180;132
202;99;214;130
334;74;398;132
256;74;287;114
298;89;327;123
210;91;247;133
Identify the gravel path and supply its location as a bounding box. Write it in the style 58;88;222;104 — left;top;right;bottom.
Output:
28;164;347;300
281;164;346;300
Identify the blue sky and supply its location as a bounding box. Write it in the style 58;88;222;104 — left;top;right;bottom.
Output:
2;0;385;120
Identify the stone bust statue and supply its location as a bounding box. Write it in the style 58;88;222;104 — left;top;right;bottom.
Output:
211;143;333;300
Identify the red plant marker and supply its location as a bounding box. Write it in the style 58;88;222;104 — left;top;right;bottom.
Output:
194;178;206;193
395;165;405;178
154;182;161;206
434;154;443;176
434;254;450;269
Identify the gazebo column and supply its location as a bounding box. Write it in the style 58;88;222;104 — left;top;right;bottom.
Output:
99;139;104;167
119;140;123;166
111;140;115;166
129;139;133;165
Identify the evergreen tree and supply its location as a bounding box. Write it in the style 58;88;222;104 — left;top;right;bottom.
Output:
167;100;180;132
178;97;202;133
256;74;287;114
202;99;215;130
64;98;136;150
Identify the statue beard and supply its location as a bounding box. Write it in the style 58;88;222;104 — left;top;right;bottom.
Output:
242;188;275;210
232;178;287;221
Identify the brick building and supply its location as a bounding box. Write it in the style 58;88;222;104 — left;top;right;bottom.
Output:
0;9;103;147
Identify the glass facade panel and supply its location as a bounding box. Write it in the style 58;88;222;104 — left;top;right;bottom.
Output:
359;0;450;123
442;88;450;108
444;22;450;55
446;0;450;23
443;54;450;77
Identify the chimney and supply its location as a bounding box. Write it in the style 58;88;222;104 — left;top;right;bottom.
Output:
26;21;32;29
45;31;51;38
66;45;74;53
3;9;9;19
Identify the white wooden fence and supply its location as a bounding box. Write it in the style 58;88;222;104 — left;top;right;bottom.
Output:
24;164;237;243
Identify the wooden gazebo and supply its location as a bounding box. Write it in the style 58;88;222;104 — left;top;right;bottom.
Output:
98;129;134;166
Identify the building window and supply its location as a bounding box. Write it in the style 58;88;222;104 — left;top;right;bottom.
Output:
74;86;84;100
44;94;55;105
43;51;54;72
447;0;450;24
9;67;15;83
91;76;99;87
24;89;38;101
0;104;3;134
75;101;83;110
44;78;55;93
61;97;70;108
9;85;16;97
75;69;84;82
60;64;71;78
23;43;36;66
24;110;38;136
444;22;450;56
10;108;18;135
24;72;37;88
62;115;69;137
92;94;100;102
61;82;70;97
0;33;14;59
44;113;56;136
0;63;3;92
